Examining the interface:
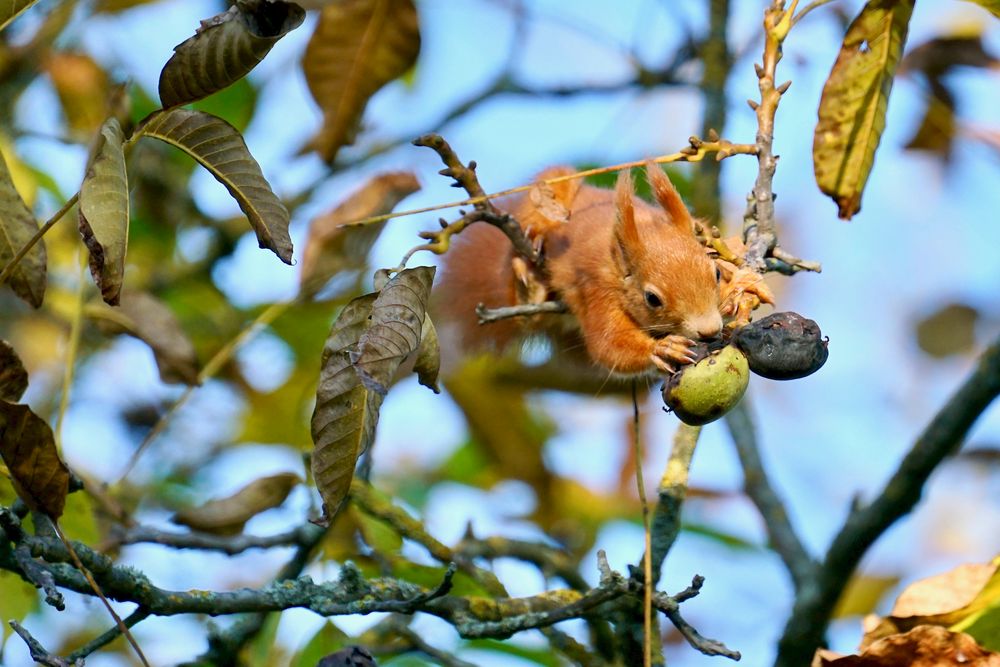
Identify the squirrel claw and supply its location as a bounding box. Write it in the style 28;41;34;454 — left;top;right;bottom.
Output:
652;335;699;373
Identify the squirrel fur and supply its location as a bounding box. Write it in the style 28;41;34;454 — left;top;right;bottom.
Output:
435;163;723;376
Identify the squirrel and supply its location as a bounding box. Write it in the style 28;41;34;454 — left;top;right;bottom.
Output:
434;162;724;376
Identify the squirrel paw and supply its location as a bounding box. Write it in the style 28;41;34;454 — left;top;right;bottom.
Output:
651;335;699;373
512;256;549;305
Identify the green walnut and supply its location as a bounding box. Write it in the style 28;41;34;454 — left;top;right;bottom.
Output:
662;345;750;426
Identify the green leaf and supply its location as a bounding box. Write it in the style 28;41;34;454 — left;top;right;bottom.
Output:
311;292;381;524
293;622;350;667
0;571;37;645
138;108;292;263
79;117;129;305
813;0;914;219
0;339;28;402
159;2;305;108
302;0;421;162
460;639;562;666
87;290;200;385
0;401;69;518
0;1;39;31
0;150;45;307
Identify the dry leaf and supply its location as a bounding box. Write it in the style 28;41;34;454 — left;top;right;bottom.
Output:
413;314;440;394
814;625;1000;666
0;401;69;518
87;290;199;385
813;0;915;219
79;117;129;305
298;171;419;298
171;472;300;535
44;52;111;137
351;266;435;395
302;0;420;162
311;293;381;525
159;2;305;108
0;149;45;308
138;108;293;264
0;340;28;402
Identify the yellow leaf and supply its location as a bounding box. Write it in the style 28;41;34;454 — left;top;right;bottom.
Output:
302;0;420;162
813;0;914;219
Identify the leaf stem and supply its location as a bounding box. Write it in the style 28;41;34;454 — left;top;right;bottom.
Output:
55;253;87;448
0;192;79;288
115;299;293;483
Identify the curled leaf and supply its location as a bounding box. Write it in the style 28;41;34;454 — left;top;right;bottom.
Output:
813;0;914;219
414;314;440;393
815;625;1000;666
171;472;300;535
79;117;129;305
299;171;420;298
159;2;305;108
352;266;435;396
138;108;292;263
311;293;381;524
302;0;420;162
0;340;27;402
87;290;199;385
0;401;69;518
0;150;45;308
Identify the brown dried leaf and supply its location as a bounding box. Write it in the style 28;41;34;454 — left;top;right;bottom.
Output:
814;626;1000;666
87;290;199;385
298;171;419;298
414;314;440;394
915;303;979;358
302;0;420;162
311;292;381;524
352;266;435;396
171;472;300;535
44;53;111;137
0;401;69;518
159;2;305;108
79;117;129;305
813;0;915;219
0;149;45;308
0;340;27;402
138;108;292;264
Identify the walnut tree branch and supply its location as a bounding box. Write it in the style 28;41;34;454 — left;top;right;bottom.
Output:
475;300;567;324
775;333;1000;666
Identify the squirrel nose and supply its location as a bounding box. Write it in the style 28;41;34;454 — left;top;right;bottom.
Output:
690;312;723;340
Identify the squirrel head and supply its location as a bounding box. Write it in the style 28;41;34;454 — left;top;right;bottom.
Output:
613;164;723;341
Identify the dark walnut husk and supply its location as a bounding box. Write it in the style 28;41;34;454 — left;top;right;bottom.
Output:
662;345;750;426
734;311;829;380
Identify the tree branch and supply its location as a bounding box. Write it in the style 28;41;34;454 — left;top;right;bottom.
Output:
775;334;1000;666
724;400;814;590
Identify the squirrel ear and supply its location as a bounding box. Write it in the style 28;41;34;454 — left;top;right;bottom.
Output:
614;169;641;263
646;161;693;233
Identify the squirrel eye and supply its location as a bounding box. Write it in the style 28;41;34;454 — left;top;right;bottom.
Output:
715;267;722;282
644;290;663;308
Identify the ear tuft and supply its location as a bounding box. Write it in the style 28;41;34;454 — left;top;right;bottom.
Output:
614;169;640;260
646;161;693;233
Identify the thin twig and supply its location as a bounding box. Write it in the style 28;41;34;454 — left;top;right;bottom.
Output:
631;381;654;667
111;522;323;555
0;192;79;287
55;254;87;447
791;0;837;26
66;609;151;663
476;300;567;324
115;299;293;483
9;621;80;667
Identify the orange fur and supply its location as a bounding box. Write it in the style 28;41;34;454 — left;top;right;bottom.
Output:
435;164;723;375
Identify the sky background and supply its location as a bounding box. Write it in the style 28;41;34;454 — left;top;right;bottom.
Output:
3;0;1000;665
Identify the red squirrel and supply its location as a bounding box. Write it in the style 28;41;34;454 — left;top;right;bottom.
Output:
435;163;723;376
